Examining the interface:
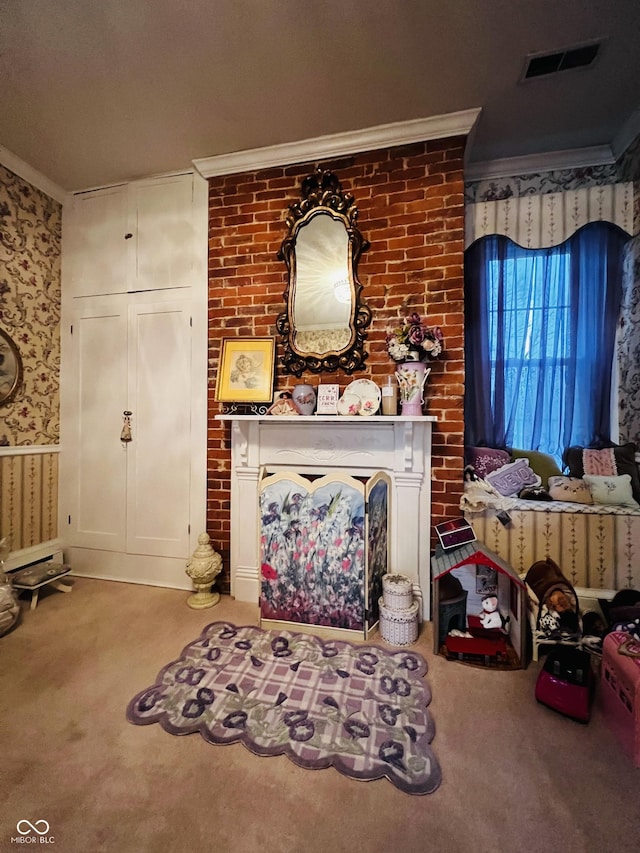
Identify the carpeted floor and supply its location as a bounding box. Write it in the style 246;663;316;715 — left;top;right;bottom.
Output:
2;576;640;853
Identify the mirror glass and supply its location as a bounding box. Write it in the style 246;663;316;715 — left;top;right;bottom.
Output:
292;211;353;355
277;169;370;376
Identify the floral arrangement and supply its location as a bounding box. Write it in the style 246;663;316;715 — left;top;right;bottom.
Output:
385;312;444;363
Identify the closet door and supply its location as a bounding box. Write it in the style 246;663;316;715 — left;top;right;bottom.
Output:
66;295;129;550
65;173;197;298
125;296;192;558
130;174;196;293
64;293;193;559
65;186;130;297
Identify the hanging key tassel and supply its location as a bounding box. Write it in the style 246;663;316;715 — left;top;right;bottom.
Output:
121;411;133;442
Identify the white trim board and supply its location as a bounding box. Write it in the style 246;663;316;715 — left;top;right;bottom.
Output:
0;145;68;204
193;109;481;178
465;145;616;182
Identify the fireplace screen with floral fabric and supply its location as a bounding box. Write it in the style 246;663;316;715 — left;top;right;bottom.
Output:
259;470;390;638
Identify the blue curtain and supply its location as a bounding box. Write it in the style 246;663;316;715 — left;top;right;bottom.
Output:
464;222;629;460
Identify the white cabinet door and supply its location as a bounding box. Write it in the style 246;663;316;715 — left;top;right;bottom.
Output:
125;297;192;557
64;293;193;560
65;295;129;550
131;174;196;293
65;173;198;297
65;186;130;297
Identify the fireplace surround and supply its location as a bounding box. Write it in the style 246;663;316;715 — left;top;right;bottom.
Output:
217;414;436;620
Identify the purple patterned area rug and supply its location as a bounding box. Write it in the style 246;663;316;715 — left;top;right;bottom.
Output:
126;621;442;795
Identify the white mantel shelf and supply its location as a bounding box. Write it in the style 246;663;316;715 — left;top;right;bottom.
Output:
216;415;436;423
217;413;437;619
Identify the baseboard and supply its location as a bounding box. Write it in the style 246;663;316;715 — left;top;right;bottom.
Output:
64;547;192;591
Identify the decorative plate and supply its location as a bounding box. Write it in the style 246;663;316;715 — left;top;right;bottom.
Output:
336;392;361;416
344;379;381;416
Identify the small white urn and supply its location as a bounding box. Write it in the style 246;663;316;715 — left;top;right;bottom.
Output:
185;532;223;609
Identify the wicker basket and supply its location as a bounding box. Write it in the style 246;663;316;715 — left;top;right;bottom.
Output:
379;597;419;646
382;573;413;610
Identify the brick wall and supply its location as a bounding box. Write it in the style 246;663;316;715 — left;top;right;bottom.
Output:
207;138;466;593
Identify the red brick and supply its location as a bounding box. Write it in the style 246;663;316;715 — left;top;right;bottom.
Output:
206;138;466;591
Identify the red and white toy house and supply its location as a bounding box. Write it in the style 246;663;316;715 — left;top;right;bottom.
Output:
431;542;528;668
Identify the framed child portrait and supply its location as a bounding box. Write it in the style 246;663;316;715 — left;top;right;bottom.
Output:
215;337;276;403
0;328;23;406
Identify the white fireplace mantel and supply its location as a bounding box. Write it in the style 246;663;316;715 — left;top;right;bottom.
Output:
217;414;436;619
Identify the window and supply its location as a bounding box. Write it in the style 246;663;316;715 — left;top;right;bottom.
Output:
464;223;628;462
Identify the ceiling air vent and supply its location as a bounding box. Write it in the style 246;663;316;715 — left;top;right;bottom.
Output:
523;41;601;80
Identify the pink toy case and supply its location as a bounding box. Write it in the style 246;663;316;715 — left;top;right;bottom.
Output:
600;631;640;767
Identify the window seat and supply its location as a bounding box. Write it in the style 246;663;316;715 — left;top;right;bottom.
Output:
501;497;640;516
463;495;640;594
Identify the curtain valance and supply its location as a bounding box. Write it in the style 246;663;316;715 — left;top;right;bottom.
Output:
465;182;634;249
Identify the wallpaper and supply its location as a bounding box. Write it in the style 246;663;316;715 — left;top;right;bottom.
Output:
0;164;61;445
616;131;640;184
465;163;619;205
618;234;640;447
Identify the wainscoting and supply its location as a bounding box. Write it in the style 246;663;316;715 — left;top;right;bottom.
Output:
0;446;62;571
467;499;640;593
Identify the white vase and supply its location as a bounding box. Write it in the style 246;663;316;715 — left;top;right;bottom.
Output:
292;384;316;415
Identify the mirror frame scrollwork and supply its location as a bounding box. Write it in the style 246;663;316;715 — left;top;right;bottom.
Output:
0;328;24;407
276;169;371;376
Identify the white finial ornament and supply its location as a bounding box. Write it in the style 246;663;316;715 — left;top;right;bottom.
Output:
185;532;223;609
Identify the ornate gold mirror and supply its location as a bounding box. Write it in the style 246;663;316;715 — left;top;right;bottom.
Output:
276;169;371;375
0;328;23;406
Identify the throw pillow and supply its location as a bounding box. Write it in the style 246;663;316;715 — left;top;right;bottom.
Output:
485;458;541;496
562;445;583;476
563;442;640;503
464;446;510;479
582;448;617;477
508;448;562;488
547;475;593;504
583;474;640;509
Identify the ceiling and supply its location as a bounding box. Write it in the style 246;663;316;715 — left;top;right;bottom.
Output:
1;0;639;193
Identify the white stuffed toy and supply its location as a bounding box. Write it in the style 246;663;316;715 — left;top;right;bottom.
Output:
480;595;506;631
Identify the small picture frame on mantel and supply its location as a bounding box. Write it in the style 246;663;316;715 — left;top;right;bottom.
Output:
315;384;340;414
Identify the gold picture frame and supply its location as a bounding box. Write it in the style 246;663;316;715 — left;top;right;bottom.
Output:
0;328;23;406
215;337;276;403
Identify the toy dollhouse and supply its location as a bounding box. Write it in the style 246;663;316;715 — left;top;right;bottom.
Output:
431;541;527;667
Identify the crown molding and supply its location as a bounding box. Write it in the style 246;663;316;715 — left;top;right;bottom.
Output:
0;145;68;204
612;107;640;160
193;109;481;178
464;144;615;182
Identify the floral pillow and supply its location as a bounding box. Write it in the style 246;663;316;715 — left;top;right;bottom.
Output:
582;448;617;477
583;474;640;509
485;458;541;496
547;475;593;504
465;446;510;479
